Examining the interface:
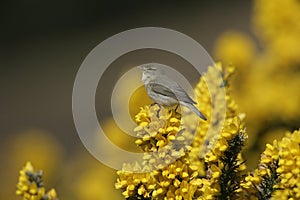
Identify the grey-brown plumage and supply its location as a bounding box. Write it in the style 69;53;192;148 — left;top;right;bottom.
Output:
138;63;207;121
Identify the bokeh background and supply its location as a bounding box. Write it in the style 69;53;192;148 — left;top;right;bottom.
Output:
1;0;300;199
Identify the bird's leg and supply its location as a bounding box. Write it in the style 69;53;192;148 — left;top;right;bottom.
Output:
175;104;179;112
174;104;181;117
154;103;162;118
150;102;161;108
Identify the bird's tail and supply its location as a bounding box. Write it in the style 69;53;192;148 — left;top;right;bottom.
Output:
181;102;207;121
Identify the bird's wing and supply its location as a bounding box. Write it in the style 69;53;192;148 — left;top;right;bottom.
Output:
148;82;197;104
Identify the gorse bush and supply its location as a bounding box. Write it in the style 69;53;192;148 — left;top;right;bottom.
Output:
115;63;300;200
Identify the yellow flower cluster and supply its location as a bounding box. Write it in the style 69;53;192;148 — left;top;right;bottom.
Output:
213;0;300;168
16;162;58;200
116;103;204;199
115;162;157;198
197;121;247;199
193;64;248;199
134;104;182;152
194;62;238;158
116;63;251;199
237;130;300;199
273;130;300;199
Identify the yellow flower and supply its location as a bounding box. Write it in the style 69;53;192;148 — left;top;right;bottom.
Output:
115;162;157;198
16;162;58;200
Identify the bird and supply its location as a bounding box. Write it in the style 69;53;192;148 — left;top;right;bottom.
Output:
138;63;207;121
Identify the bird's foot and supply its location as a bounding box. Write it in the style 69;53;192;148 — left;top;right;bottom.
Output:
151;102;161;107
172;104;181;118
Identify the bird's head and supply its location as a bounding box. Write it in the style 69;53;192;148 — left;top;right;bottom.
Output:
137;63;160;84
